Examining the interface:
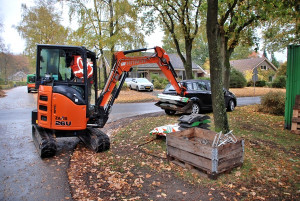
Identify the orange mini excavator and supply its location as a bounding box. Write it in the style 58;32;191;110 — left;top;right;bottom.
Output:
32;44;186;157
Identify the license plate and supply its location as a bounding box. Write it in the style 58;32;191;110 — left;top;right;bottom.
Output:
145;87;150;89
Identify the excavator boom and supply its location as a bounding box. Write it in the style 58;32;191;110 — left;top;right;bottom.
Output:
94;46;186;127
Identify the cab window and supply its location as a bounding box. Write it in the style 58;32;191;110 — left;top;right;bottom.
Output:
39;48;71;81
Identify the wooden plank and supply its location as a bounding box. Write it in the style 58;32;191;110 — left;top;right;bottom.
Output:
295;95;300;104
219;147;244;161
293;105;300;110
291;123;297;131
169;158;213;178
218;152;243;165
171;128;217;141
292;110;299;118
167;136;213;158
218;159;243;173
292;117;300;123
167;145;212;171
193;128;217;141
291;130;300;135
171;128;195;138
291;122;300;131
218;140;243;159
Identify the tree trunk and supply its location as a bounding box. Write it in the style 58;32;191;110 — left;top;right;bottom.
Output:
223;51;231;90
206;0;229;133
100;49;108;84
185;40;194;79
220;29;231;90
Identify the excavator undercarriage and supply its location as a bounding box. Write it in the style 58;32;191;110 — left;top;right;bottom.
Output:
32;116;110;157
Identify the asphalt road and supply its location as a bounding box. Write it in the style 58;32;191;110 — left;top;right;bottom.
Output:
0;86;261;200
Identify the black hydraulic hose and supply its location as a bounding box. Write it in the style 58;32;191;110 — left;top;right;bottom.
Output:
168;61;178;78
123;47;149;55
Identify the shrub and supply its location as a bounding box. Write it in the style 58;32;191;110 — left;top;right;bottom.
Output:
255;80;266;87
230;68;247;88
116;82;128;91
197;77;210;81
258;91;285;115
151;73;169;89
153;80;165;89
272;76;286;88
15;81;27;86
247;80;267;87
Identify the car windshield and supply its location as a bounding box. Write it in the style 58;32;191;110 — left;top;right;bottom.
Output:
125;78;132;82
27;75;35;83
136;78;150;83
181;80;208;91
165;84;175;91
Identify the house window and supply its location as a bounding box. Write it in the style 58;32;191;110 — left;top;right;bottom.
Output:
261;65;267;70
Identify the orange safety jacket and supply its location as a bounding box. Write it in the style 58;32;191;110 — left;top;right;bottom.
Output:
71;55;93;79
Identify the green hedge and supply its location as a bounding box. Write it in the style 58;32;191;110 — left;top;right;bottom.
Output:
230;68;247;88
271;76;286;88
247;80;267;87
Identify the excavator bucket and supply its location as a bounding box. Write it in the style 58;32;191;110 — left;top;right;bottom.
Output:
155;94;193;113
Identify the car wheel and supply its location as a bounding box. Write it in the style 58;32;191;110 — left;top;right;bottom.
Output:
27;89;30;93
130;85;132;90
165;109;176;115
191;103;201;114
227;99;235;111
136;86;139;91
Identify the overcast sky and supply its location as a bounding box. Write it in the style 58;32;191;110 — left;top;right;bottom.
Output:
0;0;286;62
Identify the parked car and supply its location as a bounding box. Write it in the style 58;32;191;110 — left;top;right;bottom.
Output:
129;78;154;92
124;78;133;86
160;79;237;114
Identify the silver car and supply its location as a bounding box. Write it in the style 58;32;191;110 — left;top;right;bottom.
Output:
129;78;154;92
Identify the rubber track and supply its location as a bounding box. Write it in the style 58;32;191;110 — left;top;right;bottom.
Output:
32;125;57;158
79;128;110;153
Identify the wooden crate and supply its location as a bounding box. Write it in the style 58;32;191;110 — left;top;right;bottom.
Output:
166;128;244;179
291;95;300;134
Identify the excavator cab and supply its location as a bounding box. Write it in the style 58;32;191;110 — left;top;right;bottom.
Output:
34;45;98;130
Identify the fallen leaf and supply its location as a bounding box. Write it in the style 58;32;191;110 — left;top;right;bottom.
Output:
235;171;241;177
161;193;167;197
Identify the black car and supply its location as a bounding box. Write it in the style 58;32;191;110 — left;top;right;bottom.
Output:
157;79;237;115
